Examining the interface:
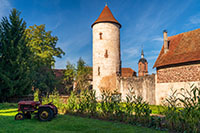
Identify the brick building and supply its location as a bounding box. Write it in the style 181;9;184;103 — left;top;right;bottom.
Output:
154;29;200;104
138;49;148;76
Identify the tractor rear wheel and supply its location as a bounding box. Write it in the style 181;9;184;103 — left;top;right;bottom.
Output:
38;108;53;121
15;113;24;120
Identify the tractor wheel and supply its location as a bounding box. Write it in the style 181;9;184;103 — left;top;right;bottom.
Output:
15;113;24;120
24;112;31;119
38;108;53;121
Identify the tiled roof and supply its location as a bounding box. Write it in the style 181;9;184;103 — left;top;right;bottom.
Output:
154;28;200;68
92;5;121;28
53;69;65;78
121;68;136;77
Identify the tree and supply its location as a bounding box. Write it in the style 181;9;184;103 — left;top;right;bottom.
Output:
25;24;65;67
64;58;92;93
63;61;76;94
25;24;65;94
0;9;34;101
75;58;92;91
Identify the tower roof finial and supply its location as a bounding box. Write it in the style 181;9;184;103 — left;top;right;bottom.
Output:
141;48;144;58
105;2;107;6
141;45;144;58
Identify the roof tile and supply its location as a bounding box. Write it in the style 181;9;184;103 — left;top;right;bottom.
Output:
154;28;200;68
92;5;121;28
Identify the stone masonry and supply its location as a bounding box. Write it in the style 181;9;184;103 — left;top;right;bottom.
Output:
157;63;200;83
92;22;121;98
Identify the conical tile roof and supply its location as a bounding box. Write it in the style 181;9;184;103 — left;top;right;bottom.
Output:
92;5;121;28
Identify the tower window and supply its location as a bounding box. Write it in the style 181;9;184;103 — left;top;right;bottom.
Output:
104;49;108;58
99;32;103;40
98;67;100;76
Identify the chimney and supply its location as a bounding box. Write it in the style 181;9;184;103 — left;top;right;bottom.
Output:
163;30;168;53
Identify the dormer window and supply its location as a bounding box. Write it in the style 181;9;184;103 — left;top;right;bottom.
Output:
99;32;103;40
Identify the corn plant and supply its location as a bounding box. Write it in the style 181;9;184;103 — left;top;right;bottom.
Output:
163;89;181;131
100;90;122;119
178;85;200;132
66;91;78;112
164;85;200;132
132;95;152;125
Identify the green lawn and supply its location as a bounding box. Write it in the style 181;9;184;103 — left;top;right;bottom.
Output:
0;103;166;133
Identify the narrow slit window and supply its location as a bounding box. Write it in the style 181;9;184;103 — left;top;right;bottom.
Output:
99;32;103;40
98;67;100;76
104;49;108;58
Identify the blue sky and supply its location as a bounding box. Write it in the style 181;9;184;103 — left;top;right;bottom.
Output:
1;0;200;74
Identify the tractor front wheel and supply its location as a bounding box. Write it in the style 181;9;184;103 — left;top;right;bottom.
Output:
15;113;24;120
38;108;53;121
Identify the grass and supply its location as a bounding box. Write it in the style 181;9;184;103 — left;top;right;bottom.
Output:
0;103;166;133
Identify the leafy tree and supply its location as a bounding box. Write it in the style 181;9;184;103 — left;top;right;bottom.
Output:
75;57;92;91
63;61;76;93
64;58;92;93
25;24;65;67
25;24;65;94
0;9;34;102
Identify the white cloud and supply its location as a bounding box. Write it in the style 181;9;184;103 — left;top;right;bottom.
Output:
152;37;163;42
0;0;11;18
189;14;200;25
123;47;139;57
146;55;157;60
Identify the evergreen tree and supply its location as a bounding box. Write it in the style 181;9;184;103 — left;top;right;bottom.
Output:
0;9;34;102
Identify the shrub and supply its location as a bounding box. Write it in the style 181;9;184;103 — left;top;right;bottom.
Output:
33;89;39;101
42;89;67;114
66;90;97;116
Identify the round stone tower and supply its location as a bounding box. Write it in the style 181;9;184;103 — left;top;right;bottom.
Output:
91;5;121;98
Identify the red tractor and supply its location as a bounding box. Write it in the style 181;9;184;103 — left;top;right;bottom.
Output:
15;101;58;121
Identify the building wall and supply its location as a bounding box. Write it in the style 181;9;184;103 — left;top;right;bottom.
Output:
138;62;148;76
156;80;200;105
119;74;156;105
156;63;200;104
92;22;121;98
157;63;200;83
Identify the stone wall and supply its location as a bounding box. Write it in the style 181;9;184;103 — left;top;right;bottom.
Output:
157;63;200;83
119;74;156;105
156;80;200;105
